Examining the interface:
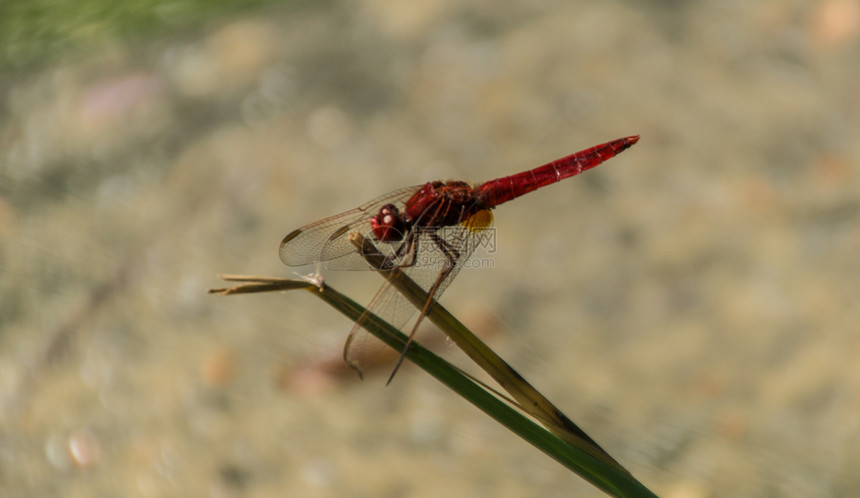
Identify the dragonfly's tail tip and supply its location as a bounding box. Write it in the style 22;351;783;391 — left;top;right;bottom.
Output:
613;135;640;153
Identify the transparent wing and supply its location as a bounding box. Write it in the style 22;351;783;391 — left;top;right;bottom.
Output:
278;185;421;270
345;210;495;374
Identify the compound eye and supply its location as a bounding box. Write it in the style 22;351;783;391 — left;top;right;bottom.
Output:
370;204;407;242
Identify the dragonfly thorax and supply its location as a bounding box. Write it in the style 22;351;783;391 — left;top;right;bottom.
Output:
403;180;483;228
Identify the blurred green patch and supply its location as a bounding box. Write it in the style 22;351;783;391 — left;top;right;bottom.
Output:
0;0;313;71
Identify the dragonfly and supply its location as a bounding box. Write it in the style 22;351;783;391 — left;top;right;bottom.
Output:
280;135;639;382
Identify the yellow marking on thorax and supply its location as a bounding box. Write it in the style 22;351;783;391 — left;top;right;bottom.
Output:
463;209;493;231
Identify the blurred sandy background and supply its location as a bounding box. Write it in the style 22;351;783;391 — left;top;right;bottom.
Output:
2;0;859;496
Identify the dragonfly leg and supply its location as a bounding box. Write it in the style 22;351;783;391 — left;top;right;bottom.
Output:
430;231;460;266
385;231;459;385
378;234;420;270
342;323;366;379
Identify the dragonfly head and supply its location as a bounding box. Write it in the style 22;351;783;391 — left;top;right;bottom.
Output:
370;203;408;242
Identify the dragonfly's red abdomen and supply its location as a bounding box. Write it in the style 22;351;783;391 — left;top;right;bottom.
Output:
475;135;639;208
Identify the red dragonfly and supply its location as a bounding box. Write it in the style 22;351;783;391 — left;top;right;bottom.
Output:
280;136;639;382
